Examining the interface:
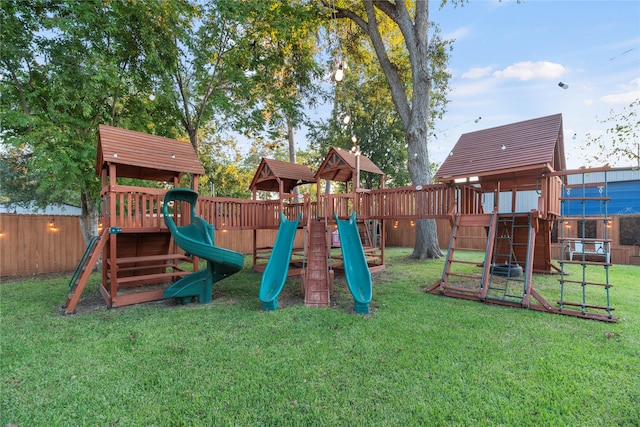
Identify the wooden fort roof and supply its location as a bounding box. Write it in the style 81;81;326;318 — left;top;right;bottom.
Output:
249;158;316;193
96;125;204;182
435;113;566;190
315;147;384;183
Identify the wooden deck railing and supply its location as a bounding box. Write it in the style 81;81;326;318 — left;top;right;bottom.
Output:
100;184;483;231
325;184;482;220
198;194;307;229
101;185;167;230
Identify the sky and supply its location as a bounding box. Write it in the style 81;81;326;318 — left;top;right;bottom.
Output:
302;0;640;170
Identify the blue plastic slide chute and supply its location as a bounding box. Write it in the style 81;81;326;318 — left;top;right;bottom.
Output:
162;188;244;304
333;212;372;314
259;212;301;311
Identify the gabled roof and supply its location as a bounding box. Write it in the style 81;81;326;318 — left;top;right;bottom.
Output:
315;147;384;183
96;125;204;182
435;114;565;189
249;158;316;193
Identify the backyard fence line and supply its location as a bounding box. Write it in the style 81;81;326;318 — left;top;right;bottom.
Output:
0;214;85;277
2;213;637;277
0;214;473;277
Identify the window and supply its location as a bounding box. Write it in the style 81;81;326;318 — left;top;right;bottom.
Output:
619;216;640;246
577;220;596;239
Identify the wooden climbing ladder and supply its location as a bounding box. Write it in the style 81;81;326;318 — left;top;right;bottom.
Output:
63;227;109;314
428;210;542;311
485;213;537;306
427;212;497;299
303;218;331;307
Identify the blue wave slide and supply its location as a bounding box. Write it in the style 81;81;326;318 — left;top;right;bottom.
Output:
333;212;372;314
162;188;244;304
259;213;301;310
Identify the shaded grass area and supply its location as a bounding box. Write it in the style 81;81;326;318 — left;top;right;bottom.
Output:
1;248;639;426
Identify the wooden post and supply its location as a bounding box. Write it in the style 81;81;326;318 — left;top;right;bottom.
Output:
107;163;118;306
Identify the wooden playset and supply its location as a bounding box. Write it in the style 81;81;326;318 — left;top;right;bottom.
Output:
64;114;615;322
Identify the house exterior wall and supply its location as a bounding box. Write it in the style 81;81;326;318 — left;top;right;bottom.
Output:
0;203;82;216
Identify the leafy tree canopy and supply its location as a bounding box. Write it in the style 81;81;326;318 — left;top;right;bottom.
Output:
584;99;640;167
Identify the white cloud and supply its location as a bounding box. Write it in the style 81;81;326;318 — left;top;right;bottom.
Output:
450;79;496;98
462;66;493;79
444;26;472;41
493;61;568;81
601;91;640;104
600;76;640;105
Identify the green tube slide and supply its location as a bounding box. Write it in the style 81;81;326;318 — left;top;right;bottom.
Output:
259;213;301;310
162;188;244;304
334;212;372;314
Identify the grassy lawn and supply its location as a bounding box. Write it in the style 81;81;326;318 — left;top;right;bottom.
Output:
2;248;639;426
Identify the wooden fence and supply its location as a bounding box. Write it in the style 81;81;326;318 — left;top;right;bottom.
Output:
0;213;288;277
0;214;85;277
0;214;467;277
2;213;638;277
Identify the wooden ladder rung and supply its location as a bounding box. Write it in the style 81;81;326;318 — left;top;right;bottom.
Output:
558;279;613;288
559;260;611;266
110;254;190;265
448;260;481;265
116;264;186;273
112;271;190;285
558;237;611;243
447;272;483;280
443;285;482;294
559;197;611;201
557;301;615;311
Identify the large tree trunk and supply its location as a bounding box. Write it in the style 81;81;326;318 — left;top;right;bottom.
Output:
330;0;443;258
406;120;443;259
79;191;99;245
79;191;101;270
287;117;299;203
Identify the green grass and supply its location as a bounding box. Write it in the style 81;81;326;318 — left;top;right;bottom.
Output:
2;248;639;426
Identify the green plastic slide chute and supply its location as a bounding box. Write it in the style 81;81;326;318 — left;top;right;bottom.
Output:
162;188;244;304
334;212;372;314
259;212;301;311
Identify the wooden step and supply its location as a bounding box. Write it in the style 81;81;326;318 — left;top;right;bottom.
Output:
109;254;190;265
304;220;330;307
557;301;615;311
447;272;483;280
559;260;611;266
558;279;613;288
442;285;482;294
109;271;190;285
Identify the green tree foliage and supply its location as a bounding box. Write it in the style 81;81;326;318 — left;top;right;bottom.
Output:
1;0;325;225
197;126;252;199
162;1;323;154
584;99;640;167
307;59;410;188
0;0;190;243
147;0;324;197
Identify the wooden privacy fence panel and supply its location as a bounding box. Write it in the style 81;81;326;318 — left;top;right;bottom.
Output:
385;219;488;251
4;212;639;277
214;229;304;254
0;214;85;277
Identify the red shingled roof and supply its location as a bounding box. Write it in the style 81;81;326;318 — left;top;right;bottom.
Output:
435;114;565;189
250;158;316;193
97;125;204;182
